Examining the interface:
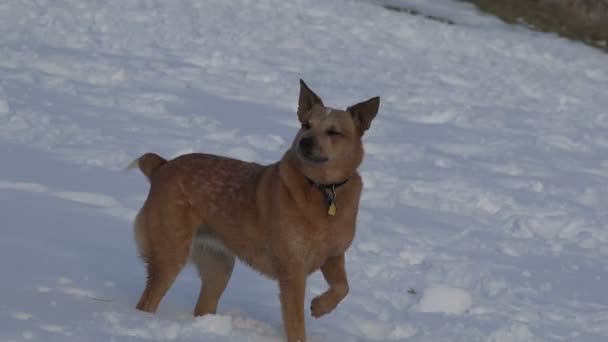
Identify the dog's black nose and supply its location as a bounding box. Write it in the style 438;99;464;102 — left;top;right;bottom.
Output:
299;137;314;153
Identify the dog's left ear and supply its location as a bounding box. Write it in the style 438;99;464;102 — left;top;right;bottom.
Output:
347;96;380;134
298;79;324;122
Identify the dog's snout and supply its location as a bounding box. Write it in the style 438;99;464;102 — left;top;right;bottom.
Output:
299;137;314;153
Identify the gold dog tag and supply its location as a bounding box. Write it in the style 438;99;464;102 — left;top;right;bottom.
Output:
328;202;337;216
327;186;337;216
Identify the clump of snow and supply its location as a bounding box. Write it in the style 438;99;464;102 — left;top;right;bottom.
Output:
191;315;233;336
417;285;473;315
487;323;538;342
11;312;33;321
39;324;66;333
0;98;9;115
0;85;9;115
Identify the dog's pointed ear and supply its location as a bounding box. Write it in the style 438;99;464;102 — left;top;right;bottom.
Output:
298;79;324;122
347;96;380;134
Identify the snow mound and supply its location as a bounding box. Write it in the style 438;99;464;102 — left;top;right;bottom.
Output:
417;285;472;315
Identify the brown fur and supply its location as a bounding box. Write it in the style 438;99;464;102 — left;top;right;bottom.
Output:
130;80;379;342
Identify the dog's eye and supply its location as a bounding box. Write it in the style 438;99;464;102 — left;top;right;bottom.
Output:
302;122;311;130
327;129;341;136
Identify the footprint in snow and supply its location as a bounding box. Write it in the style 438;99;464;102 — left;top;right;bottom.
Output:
0;179;136;221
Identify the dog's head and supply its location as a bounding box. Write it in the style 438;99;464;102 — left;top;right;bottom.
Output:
290;79;379;183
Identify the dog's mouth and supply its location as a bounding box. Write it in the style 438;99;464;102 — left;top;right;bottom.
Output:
298;150;329;164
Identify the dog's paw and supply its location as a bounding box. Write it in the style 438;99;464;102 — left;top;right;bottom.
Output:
310;294;334;318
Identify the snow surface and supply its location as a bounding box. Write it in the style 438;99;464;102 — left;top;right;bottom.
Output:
1;0;608;341
416;285;472;315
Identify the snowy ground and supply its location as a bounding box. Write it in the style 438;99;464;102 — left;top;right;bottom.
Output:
1;0;608;341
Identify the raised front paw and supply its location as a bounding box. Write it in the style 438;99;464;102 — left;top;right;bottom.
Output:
310;293;336;318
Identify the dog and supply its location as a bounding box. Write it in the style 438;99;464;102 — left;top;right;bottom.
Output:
129;79;379;341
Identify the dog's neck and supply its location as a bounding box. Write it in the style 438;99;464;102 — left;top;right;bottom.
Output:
278;155;353;216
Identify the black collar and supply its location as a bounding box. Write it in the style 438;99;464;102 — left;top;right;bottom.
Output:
306;177;349;216
306;177;349;191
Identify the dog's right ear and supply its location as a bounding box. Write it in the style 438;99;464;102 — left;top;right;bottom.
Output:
298;79;324;122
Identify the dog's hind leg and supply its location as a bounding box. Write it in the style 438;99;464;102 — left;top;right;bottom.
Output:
136;253;189;313
134;212;193;313
191;234;235;316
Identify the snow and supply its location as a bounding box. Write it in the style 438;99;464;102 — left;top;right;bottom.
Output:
1;0;608;341
417;285;472;315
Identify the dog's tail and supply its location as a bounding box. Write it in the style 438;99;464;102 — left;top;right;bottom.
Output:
127;153;167;181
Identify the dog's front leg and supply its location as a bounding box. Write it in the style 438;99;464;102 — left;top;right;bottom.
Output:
278;270;307;342
310;254;349;318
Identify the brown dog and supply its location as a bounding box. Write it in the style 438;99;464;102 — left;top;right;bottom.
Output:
129;80;379;341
